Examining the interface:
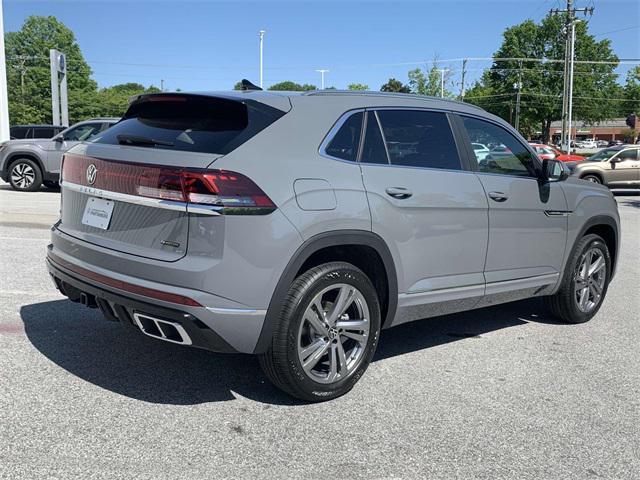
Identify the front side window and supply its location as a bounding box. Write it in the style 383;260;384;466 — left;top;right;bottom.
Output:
376;110;461;170
614;149;638;161
64;123;102;141
462;116;538;177
324;112;363;162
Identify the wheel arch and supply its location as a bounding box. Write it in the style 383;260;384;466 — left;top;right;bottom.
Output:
4;152;45;179
580;171;604;184
575;215;619;280
253;230;398;354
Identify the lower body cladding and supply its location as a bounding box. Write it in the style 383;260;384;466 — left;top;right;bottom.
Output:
46;251;267;354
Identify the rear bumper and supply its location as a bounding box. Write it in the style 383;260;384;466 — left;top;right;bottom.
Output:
46;246;266;354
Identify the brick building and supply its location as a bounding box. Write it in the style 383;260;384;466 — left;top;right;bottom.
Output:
548;116;639;143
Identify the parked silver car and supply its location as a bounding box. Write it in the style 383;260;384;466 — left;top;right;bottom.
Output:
0;118;119;191
46;91;620;401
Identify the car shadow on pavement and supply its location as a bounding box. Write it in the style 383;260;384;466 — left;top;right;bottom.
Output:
21;297;562;406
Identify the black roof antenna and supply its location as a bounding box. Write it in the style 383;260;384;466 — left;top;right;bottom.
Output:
240;79;262;91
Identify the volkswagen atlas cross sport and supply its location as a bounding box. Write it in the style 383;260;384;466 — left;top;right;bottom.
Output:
46;90;620;401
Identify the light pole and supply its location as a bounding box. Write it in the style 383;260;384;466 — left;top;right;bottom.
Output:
0;0;10;142
437;68;449;98
259;30;265;89
316;69;329;90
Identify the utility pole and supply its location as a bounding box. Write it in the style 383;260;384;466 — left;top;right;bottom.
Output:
551;0;594;152
460;58;468;100
160;79;164;91
49;49;68;126
259;30;265;89
316;69;329;90
0;0;10;142
514;59;523;131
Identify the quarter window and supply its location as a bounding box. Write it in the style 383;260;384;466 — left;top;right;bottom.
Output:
324;112;363;162
376;110;461;170
462;116;538;177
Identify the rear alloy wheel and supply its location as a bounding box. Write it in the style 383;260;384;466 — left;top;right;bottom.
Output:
9;159;42;191
545;234;611;324
259;262;381;402
582;174;601;184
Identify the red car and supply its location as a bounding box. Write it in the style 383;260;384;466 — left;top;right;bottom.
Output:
530;143;584;162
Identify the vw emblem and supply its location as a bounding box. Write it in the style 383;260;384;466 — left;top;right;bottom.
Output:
86;164;97;185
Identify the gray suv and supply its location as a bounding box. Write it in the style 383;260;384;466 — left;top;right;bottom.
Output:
0;118;119;191
45;91;620;401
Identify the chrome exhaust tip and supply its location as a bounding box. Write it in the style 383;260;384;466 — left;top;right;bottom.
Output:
132;312;193;346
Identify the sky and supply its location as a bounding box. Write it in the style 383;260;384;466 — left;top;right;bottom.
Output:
3;0;639;92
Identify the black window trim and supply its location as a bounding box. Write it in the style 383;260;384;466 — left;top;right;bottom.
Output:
453;112;544;180
318;108;365;164
360;106;467;174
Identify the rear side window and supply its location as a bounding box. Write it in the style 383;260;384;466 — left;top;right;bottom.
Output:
376;110;461;170
616;149;638;161
324;112;363;161
94;95;286;155
10;127;28;139
361;112;389;165
34;128;55;138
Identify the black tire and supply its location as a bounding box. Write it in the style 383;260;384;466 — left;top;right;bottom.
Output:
544;234;611;324
259;262;381;402
581;174;602;185
43;180;60;190
8;158;43;191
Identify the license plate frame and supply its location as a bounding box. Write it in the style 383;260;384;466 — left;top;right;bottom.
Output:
81;197;114;230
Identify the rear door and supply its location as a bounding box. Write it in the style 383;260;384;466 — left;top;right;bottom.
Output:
358;109;489;325
457;114;568;304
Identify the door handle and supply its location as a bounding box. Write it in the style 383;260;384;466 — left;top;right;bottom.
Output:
488;191;509;202
385;187;413;199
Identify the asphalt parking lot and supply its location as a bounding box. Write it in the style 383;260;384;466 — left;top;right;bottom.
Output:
0;181;638;480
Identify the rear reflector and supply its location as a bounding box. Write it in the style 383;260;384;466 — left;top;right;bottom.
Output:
62;153;276;215
48;252;203;307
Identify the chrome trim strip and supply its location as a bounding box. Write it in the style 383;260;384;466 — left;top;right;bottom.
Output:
61;180;222;216
545;210;572;217
206;307;266;316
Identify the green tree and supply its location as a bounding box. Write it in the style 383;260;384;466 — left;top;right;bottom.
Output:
348;83;369;91
621;66;640;115
408;61;453;97
233;81;244;90
380;78;411;93
5;15;97;125
464;16;620;142
268;81;317;91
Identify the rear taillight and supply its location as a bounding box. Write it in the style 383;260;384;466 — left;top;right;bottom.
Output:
138;169;277;213
62;154;276;215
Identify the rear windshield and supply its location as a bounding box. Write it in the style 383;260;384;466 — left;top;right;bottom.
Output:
93;95;286;155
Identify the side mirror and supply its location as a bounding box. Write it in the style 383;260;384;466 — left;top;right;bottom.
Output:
543;159;569;182
53;135;64;143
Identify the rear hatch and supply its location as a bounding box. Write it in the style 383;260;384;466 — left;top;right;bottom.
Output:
57;93;287;261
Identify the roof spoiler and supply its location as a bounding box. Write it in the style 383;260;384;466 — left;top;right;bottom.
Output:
240;79;262;91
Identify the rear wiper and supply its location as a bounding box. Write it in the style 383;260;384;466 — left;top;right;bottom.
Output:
117;134;174;147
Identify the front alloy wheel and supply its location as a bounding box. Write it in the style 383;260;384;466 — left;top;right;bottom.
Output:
573;247;606;314
9;159;43;191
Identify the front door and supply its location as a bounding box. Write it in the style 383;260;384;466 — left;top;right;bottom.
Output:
457;114;568;306
358;109;489;325
607;148;640;187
